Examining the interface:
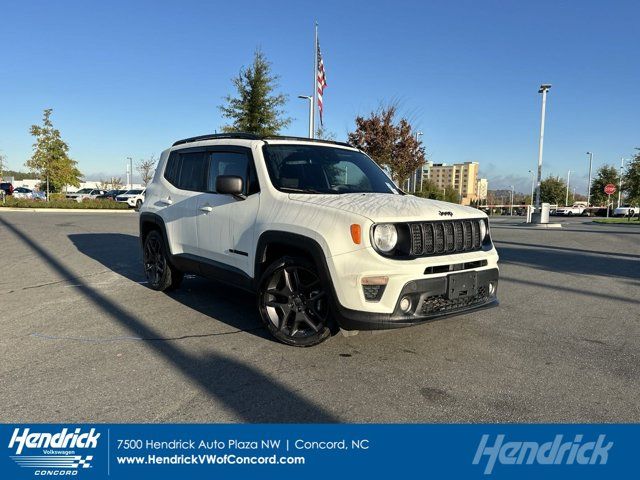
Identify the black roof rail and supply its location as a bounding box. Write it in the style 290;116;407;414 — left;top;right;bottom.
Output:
172;132;354;148
172;132;261;146
262;135;354;148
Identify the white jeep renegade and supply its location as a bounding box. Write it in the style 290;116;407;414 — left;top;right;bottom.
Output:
139;133;499;346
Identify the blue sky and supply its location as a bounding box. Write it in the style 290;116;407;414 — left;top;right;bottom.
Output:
1;0;638;193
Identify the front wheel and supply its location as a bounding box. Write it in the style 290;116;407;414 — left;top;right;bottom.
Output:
258;257;332;347
135;199;142;210
143;230;183;291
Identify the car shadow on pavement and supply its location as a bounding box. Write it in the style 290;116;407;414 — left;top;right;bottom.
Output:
497;244;640;281
67;233;271;342
0;219;338;422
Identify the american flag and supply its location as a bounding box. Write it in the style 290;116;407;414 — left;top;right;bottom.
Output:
316;43;327;125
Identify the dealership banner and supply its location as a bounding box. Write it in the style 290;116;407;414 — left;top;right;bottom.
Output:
0;424;635;479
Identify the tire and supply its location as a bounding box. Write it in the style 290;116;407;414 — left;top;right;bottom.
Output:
143;230;183;291
135;199;142;210
258;257;332;347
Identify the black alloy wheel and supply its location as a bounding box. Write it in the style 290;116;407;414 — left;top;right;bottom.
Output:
258;257;332;347
143;230;183;291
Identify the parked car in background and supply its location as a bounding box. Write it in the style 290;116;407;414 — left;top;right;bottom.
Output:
0;182;14;196
555;203;587;216
66;188;106;202
116;189;145;208
12;187;45;200
126;189;146;210
96;189;128;201
614;205;639;217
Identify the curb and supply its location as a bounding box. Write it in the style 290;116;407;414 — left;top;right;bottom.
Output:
0;207;135;213
591;220;640;226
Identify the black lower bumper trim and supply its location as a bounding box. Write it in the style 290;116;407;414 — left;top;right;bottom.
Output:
335;268;499;331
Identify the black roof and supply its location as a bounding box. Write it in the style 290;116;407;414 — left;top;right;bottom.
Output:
172;132;353;148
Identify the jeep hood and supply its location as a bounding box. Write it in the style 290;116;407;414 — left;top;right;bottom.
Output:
289;193;485;223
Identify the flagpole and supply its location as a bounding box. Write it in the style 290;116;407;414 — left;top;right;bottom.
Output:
312;21;318;139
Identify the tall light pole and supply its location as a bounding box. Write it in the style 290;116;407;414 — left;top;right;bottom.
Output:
126;157;133;190
534;84;551;213
415;131;423;193
565;170;571;206
617;157;625;208
509;185;514;216
528;170;535;205
586;151;593;207
298;95;313;138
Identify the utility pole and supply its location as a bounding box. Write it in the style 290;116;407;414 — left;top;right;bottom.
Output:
528;170;535;206
509;185;514;216
565;170;571;206
617;157;624;208
586;151;593;207
534;84;551;212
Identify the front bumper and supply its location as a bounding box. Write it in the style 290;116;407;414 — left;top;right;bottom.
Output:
336;268;499;330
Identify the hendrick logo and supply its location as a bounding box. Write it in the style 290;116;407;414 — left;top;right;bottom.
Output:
9;428;100;455
8;428;100;473
473;434;613;475
438;210;453;217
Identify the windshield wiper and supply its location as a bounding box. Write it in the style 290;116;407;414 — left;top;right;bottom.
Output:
278;187;326;194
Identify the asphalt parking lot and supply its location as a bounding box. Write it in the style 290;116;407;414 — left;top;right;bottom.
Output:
0;212;638;423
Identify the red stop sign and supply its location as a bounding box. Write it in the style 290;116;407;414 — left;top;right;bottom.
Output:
604;184;616;195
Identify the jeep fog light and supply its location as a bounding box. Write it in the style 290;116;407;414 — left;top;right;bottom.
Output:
400;296;412;313
488;282;495;296
372;224;398;252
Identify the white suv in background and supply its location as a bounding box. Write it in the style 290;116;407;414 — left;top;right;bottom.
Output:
139;133;499;346
126;189;146;209
116;189;145;209
66;188;106;202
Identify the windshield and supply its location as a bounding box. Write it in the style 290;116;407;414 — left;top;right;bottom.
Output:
76;188;93;193
262;144;402;195
126;190;143;195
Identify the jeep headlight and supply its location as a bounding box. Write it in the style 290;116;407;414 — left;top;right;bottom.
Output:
372;224;398;253
479;219;487;241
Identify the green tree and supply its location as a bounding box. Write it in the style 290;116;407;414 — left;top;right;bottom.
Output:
414;178;444;200
219;49;291;135
26;109;81;195
443;185;461;204
540;176;567;205
590;165;620;207
347;105;425;185
623;149;640;205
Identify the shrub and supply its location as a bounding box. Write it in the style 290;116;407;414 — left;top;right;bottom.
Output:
1;197;129;209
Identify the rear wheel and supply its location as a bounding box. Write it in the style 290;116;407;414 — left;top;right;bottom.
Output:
143;230;183;291
258;257;332;347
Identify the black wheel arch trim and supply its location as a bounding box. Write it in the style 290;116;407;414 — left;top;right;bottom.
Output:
255;231;336;295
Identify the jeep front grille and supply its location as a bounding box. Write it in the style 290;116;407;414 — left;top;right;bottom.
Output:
409;219;484;256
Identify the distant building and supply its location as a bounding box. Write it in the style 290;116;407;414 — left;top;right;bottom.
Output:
429;161;480;205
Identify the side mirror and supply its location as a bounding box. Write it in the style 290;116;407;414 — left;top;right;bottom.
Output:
215;175;244;198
